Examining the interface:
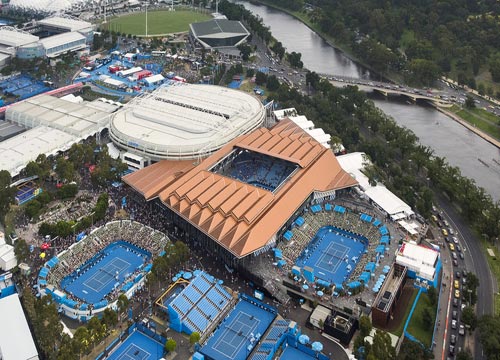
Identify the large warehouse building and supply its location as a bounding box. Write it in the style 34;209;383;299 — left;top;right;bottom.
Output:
189;19;250;50
109;84;265;168
123;119;357;266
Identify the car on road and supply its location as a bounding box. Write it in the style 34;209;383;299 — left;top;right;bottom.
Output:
456;244;461;252
459;252;464;260
455;289;460;298
451;319;457;329
455;271;461;278
449;228;455;235
459;324;465;336
442;228;449;236
449;243;455;251
453;259;459;267
450;334;456;345
431;215;438;222
453;298;459;307
452;252;458;260
454;280;460;289
452;236;459;244
449;345;455;356
452;310;458;319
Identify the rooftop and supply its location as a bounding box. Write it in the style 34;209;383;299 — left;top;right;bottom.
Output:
0;28;39;48
37;16;92;32
110;84;265;160
0;294;39;360
190;19;249;37
124;120;357;258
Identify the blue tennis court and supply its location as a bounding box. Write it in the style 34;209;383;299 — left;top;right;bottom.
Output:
295;226;366;285
61;241;150;304
201;299;276;360
106;330;164;360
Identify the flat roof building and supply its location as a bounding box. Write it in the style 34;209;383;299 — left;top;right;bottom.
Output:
38;31;87;58
110;84;265;161
37;16;92;33
189;19;250;50
0;294;39;360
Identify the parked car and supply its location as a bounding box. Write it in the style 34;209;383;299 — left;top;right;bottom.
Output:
450;334;456;345
451;319;457;329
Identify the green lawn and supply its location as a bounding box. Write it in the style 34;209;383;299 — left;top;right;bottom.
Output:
105;10;211;36
451;105;500;141
390;287;418;337
480;240;500;315
406;292;436;348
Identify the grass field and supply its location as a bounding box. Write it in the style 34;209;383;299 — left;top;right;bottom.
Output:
105;9;211;36
406;292;436;348
450;105;500;141
480;240;500;315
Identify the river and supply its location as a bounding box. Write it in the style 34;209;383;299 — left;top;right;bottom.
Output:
233;0;500;201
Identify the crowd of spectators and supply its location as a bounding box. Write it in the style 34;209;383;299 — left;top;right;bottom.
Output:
276;202;387;284
46;220;169;292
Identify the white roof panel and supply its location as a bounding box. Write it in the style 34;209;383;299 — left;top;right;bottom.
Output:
39;31;86;51
38;16;92;32
110;84;265;160
0;294;39;360
0;126;75;176
0;29;39;48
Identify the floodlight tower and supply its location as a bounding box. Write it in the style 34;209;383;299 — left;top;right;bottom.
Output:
216;0;219;14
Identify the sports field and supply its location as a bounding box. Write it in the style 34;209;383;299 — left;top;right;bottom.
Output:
61;241;150;304
106;10;211;35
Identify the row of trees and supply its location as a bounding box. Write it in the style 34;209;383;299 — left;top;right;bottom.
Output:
265;0;500;90
273;73;500;240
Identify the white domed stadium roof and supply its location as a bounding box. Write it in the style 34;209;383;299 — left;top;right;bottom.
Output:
110;84;266;161
10;0;94;13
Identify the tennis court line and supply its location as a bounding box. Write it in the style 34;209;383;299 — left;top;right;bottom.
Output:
117;343;151;360
83;257;131;293
315;241;349;274
211;311;260;359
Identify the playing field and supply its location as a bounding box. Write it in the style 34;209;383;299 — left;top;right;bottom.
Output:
106;10;211;35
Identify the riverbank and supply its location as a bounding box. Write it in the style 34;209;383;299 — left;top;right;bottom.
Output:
245;0;380;78
435;106;500;149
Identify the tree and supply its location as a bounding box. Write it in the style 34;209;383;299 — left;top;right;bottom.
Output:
397;338;433;360
55;157;75;182
14;238;29;263
427;286;437;307
102;308;118;328
406;59;440;86
237;43;252;61
0;170;16;224
246;68;255;78
456;349;473;360
422;306;434;328
461;306;477;330
359;315;372;338
478;315;500;360
465;95;476;109
189;332;201;345
255;71;267;86
266;75;280;91
287;51;304;68
117;294;129;323
165;338;177;352
370;330;395;360
490;55;500;82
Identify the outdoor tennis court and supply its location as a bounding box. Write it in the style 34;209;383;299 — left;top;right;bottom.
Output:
201;299;275;360
296;226;366;284
62;242;149;304
106;330;164;360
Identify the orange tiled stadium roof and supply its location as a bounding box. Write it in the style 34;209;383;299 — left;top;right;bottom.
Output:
123;119;357;258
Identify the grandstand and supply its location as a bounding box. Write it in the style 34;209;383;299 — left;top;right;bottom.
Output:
13;177;41;205
209;148;298;192
160;272;234;338
38;221;169;321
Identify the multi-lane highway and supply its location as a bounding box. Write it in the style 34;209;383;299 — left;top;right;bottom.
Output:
435;195;495;360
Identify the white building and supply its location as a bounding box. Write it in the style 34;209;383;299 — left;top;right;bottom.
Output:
0;231;17;271
0;294;39;360
395;241;441;287
109;84;265;162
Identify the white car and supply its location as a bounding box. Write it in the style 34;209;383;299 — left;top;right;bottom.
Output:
451;319;457;329
459;324;465;336
452;236;459;244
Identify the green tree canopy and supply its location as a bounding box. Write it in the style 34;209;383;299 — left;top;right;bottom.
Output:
0;170;16;225
190;332;201;345
165;338;177;352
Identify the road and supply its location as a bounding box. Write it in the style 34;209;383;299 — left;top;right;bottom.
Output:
435;195;495;360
